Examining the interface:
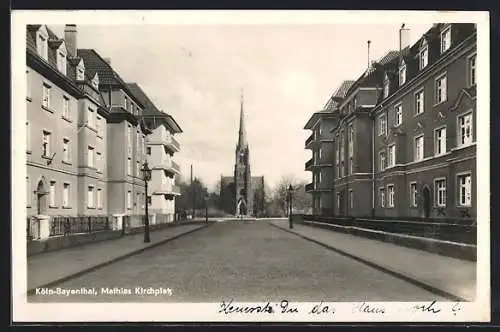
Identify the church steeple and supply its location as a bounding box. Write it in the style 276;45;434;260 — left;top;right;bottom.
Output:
238;89;247;148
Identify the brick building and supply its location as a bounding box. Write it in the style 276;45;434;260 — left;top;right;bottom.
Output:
305;23;477;221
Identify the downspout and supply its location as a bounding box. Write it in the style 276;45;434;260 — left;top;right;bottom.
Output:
371;112;375;218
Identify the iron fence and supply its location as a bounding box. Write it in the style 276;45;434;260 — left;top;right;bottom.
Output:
50;216;110;237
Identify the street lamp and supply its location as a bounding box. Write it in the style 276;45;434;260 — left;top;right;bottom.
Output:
205;193;209;223
287;184;294;229
141;161;152;243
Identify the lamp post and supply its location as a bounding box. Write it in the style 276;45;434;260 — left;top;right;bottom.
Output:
205;193;209;223
141;161;152;243
287;184;294;229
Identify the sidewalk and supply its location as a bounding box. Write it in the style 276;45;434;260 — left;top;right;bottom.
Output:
268;220;476;301
27;222;211;293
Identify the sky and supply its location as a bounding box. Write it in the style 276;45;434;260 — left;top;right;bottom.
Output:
50;22;432;191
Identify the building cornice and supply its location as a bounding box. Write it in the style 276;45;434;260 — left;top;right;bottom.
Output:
27;49;84;99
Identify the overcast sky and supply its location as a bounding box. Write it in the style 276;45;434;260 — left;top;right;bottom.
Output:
50;23;431;190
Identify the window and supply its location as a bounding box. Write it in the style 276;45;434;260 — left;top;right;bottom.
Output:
458;112;473;146
96;152;102;172
127;126;132;155
336;193;340;211
142;135;146;157
434;178;447;207
379;151;387;171
147;147;151;156
387;185;395;208
127;157;132;175
124;96;129;110
63;183;70;208
136;192;141;210
127;191;132;210
458;173;472;207
92;74;99;90
349;157;353;175
441;26;451;53
414;135;424;161
97;189;103;209
419;44;428;69
26;177;31;207
136;161;141;176
383;75;390;98
37;31;48;60
435;74;447;104
96;115;101;136
63;138;70;162
379;188;386;207
76;65;85;81
415;90;424;115
49;181;56;207
57;50;67;75
42;131;51;157
87;107;95;129
378;114;387;136
388;144;396;167
63;96;70;119
349;190;353;209
26;69;31;99
26;122;31;152
395;104;403;126
348;125;354;157
399;61;406;86
88;146;95;168
87;186;94;208
136;131;140;154
434;127;447;155
410;182;418;207
42;84;50;109
468;54;477;87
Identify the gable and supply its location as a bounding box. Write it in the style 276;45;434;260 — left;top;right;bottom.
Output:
37;25;48;38
450;88;475;112
57;41;67;55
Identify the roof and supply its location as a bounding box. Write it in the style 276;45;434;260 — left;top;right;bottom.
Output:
127;82;183;133
77;49;145;108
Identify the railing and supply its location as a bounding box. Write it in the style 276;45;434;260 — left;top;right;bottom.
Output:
170;135;180;151
305;183;314;192
171;160;181;174
50;216;110;237
305;158;314;170
302;215;477;245
305;133;315;147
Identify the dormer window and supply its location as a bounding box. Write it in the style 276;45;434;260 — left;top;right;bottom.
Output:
124;95;129;110
91;73;99;90
399;60;406;86
36;26;49;60
56;44;67;75
383;74;390;98
419;39;428;70
440;26;451;53
76;60;85;81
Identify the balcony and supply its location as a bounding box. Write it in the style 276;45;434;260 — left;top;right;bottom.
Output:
305;133;315;149
152;182;181;196
165;135;180;153
305;183;315;192
305;158;314;171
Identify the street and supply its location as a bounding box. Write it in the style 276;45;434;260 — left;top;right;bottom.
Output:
29;220;446;302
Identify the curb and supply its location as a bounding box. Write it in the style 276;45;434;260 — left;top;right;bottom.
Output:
27;223;214;296
267;222;468;302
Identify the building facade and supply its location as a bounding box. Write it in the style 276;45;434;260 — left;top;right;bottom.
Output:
305;23;477;221
128;83;183;223
26;24;182;233
220;94;265;217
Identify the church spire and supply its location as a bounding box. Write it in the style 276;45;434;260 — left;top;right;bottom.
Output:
238;89;247;148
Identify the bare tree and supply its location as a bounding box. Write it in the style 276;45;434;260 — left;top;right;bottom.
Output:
269;175;311;216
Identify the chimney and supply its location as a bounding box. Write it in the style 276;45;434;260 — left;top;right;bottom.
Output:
104;58;112;65
64;24;77;57
399;23;410;51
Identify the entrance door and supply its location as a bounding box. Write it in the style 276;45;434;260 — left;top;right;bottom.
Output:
36;180;47;215
422;186;431;219
237;199;247;216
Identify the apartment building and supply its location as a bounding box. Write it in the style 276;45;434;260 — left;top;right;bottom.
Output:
304;80;353;215
26;24;84;217
306;23;477;221
372;23;476;220
77;49;151;220
127;83;183;223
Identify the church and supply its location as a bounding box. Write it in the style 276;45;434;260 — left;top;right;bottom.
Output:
220;93;265;217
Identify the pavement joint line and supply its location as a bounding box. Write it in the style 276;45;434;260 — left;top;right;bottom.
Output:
27;223;214;296
267;221;468;302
